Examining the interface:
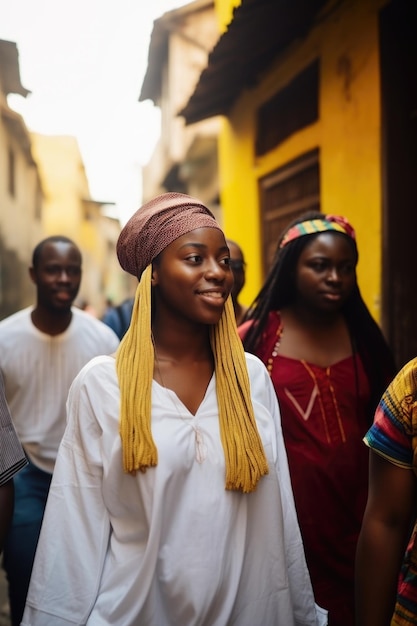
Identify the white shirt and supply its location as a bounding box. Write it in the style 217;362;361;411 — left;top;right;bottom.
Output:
22;353;326;626
0;307;119;473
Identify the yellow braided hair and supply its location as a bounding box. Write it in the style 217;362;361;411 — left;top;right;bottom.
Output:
116;265;157;473
116;264;269;492
210;296;269;492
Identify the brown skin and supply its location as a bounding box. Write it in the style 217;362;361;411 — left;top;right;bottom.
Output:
0;480;14;553
151;227;233;415
226;239;248;326
29;241;82;336
355;451;417;625
278;232;357;367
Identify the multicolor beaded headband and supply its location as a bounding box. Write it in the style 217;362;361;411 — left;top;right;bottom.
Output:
279;215;356;249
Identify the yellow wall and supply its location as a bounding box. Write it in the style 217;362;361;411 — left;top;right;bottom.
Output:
214;0;240;32
220;0;385;321
30;133;123;315
31;134;88;241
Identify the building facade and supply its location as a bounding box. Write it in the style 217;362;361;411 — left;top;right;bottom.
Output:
31;133;125;316
139;0;222;220
0;39;44;318
182;0;416;367
0;38;126;320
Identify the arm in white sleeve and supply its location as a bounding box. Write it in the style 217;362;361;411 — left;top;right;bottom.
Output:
22;365;111;626
262;366;328;626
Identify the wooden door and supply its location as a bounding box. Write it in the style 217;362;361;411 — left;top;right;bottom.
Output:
258;148;320;276
380;0;417;368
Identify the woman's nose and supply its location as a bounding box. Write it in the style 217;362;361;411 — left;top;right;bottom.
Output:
326;267;341;282
205;259;226;279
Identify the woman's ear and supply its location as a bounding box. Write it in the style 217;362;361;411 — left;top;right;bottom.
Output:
151;264;159;286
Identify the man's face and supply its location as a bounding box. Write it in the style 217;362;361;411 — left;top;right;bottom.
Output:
227;241;246;301
30;241;82;313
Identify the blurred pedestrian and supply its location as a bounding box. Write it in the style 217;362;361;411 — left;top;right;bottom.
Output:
0;235;119;626
102;295;134;340
356;357;417;625
0;371;27;553
239;211;396;625
77;299;98;317
226;238;248;325
22;194;326;626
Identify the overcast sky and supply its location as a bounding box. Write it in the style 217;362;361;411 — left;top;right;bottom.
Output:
0;0;187;223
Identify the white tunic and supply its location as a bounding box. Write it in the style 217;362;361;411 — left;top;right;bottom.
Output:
22;353;326;626
0;307;119;473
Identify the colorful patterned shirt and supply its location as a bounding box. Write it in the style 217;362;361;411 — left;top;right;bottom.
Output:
365;356;417;626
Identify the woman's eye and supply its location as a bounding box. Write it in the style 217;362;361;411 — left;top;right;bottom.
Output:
187;255;202;263
311;262;326;271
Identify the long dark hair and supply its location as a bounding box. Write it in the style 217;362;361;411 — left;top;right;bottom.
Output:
243;211;396;420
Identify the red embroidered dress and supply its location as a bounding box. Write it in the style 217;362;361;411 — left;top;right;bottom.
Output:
240;311;370;626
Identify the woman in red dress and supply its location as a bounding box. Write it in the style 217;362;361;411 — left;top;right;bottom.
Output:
239;212;396;626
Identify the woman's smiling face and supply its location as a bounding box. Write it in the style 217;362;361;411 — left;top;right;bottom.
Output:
151;227;234;326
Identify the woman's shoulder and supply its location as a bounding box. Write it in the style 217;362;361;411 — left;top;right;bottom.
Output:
242;352;280;425
237;319;252;340
387;357;417;403
71;354;117;394
238;310;280;341
244;352;271;386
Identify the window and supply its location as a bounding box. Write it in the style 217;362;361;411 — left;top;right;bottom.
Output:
256;60;319;156
259;148;320;274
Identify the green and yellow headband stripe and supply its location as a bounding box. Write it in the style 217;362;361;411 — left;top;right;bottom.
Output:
279;215;356;249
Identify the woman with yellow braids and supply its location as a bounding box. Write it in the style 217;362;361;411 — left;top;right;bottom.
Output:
21;193;326;626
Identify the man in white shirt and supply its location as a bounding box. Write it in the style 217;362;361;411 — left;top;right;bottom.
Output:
0;236;119;626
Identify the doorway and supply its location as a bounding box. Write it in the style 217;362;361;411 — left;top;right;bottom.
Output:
380;0;417;368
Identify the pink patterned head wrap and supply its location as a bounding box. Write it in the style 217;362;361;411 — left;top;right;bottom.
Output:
117;192;221;278
279;214;356;249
